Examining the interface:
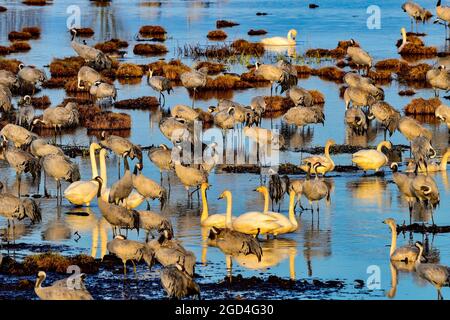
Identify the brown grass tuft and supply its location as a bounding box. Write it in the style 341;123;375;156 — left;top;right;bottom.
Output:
133;43;168;56
42;77;70;89
9;41;31;52
84;111;132;130
305;47;346;59
295;65;313;78
398;89;416;96
50;56;85;77
64;79;89;93
22;0;49;5
195;61;226;75
207;30;228;40
115;96;159;109
397;63;431;82
264;96;294;112
148;59;191;81
201;75;252;90
0;59;22;73
8;31;32;41
216;20;239;28
23;252;98;274
397;35;437;57
30;95;51;108
240;70;270;85
248;29;267;36
231;39;265;56
95;39;128;53
22;26;41;38
375;59;407;72
311;66;345;82
404;97;441;114
367;70;392;83
0;46;11;56
74;28;94;36
116;63;144;78
139;25;166;36
309;90;325;105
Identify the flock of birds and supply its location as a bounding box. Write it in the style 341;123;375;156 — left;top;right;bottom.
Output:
0;1;450;300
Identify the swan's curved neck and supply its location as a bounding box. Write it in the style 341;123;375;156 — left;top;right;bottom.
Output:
324;141;333;161
225;192;233;229
377;141;389;152
262;189;269;212
440;150;450;170
89;144;99;179
401;28;407;45
287;30;294;41
99;149;107;190
288;190;298;226
415;245;424;267
389;224;397;256
35;274;45;289
200;187;208;222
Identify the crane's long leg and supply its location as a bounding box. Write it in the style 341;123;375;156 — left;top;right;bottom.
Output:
117;158;121;179
16;173;21;197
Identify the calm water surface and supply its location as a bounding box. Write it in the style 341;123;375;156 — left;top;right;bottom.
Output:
0;0;449;300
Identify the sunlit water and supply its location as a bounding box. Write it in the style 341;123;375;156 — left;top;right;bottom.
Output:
0;0;449;300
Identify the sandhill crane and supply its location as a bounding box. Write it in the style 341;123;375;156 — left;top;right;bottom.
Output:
435;0;450;39
42;154;80;205
344;86;378;110
174;160;208;201
300;139;336;176
302;163;331;214
137;210;173;241
148;144;173;185
132;163;167;210
17;64;47;94
352;141;392;174
0;182;41;226
435;104;450;130
108;153;133;205
211;107;235;137
147;230;196;276
63;143;102;206
0;123;35;149
391;163;416;223
269;173;289;211
369;101;401;140
411;136;436;172
406;148;450;173
106;235;154;275
96;176;140;236
283;105;325;129
159;117;192;143
147;70;173;106
0;143;40;197
276;59;298;92
89;81;117;106
415;241;450;300
35;271;93;300
289;179;304;211
410;175;440;225
77;66;101;89
32;102;79;142
16;95;35;129
180;67;207;107
399;116;432;154
100;131;142;178
0;70;18;89
30;139;63;158
0;84;12;115
345;107;368;135
170;104;199;122
160;260;201;300
287;86;313;107
261;29;297;46
70;29;111;70
426;65;450;96
383;218;419;262
254;62;286;97
250;96;266;125
402;1;429;32
243;126;284;150
347;40;372;75
344;72;384;99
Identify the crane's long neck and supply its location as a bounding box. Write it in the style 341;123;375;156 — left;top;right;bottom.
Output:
440;150;450;171
89;144;99;179
99;149;107;190
200;187;208;222
262;189;269;212
389;224;397;256
288;190;298;227
415;245;424;268
124;156;130;172
225;192;233;229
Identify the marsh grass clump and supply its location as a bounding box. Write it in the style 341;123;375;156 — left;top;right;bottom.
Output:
22;253;98;274
309;90;325;105
240;70;270;86
397;35;437;57
22;26;41;38
133;43;168;56
74;27;94;37
42;77;70;89
64;78;89;93
207;30;228;40
0;58;22;73
311;66;344;82
397;63;431;82
398;89;416;96
195;61;226;75
264;96;294;112
216;20;239;28
248;29;267;36
30;95;51;108
199;75;252;90
295;65;313;78
367;70;392;84
8;31;32;41
375;59;407;72
0;46;11;56
50;56;85;77
139;25;167;38
305;40;354;59
116;63;144;78
114;96;159;109
9;41;31;52
231;39;265;56
95;39;128;53
148;59;191;81
22;0;49;5
404;97;441;114
84;111;132;130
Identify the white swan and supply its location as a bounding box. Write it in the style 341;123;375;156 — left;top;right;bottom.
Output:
255;186;298;236
64;142;102;206
261;29;297;46
200;182;235;228
98;147;145;209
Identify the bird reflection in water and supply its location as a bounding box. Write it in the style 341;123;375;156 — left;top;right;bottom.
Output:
302;219;332;277
347;176;388;208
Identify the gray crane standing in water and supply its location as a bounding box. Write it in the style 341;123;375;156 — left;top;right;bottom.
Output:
148;144;174;186
34;271;93;300
160;258;201;300
70;29;111;70
16;95;35;130
0;123;35;149
132;162;167;210
42;154;80;204
0;70;19;89
0;84;12;117
147;69;173;106
89;81;117;107
108;153;133;205
180;67;208;108
17;64;47;95
0;142;40;197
